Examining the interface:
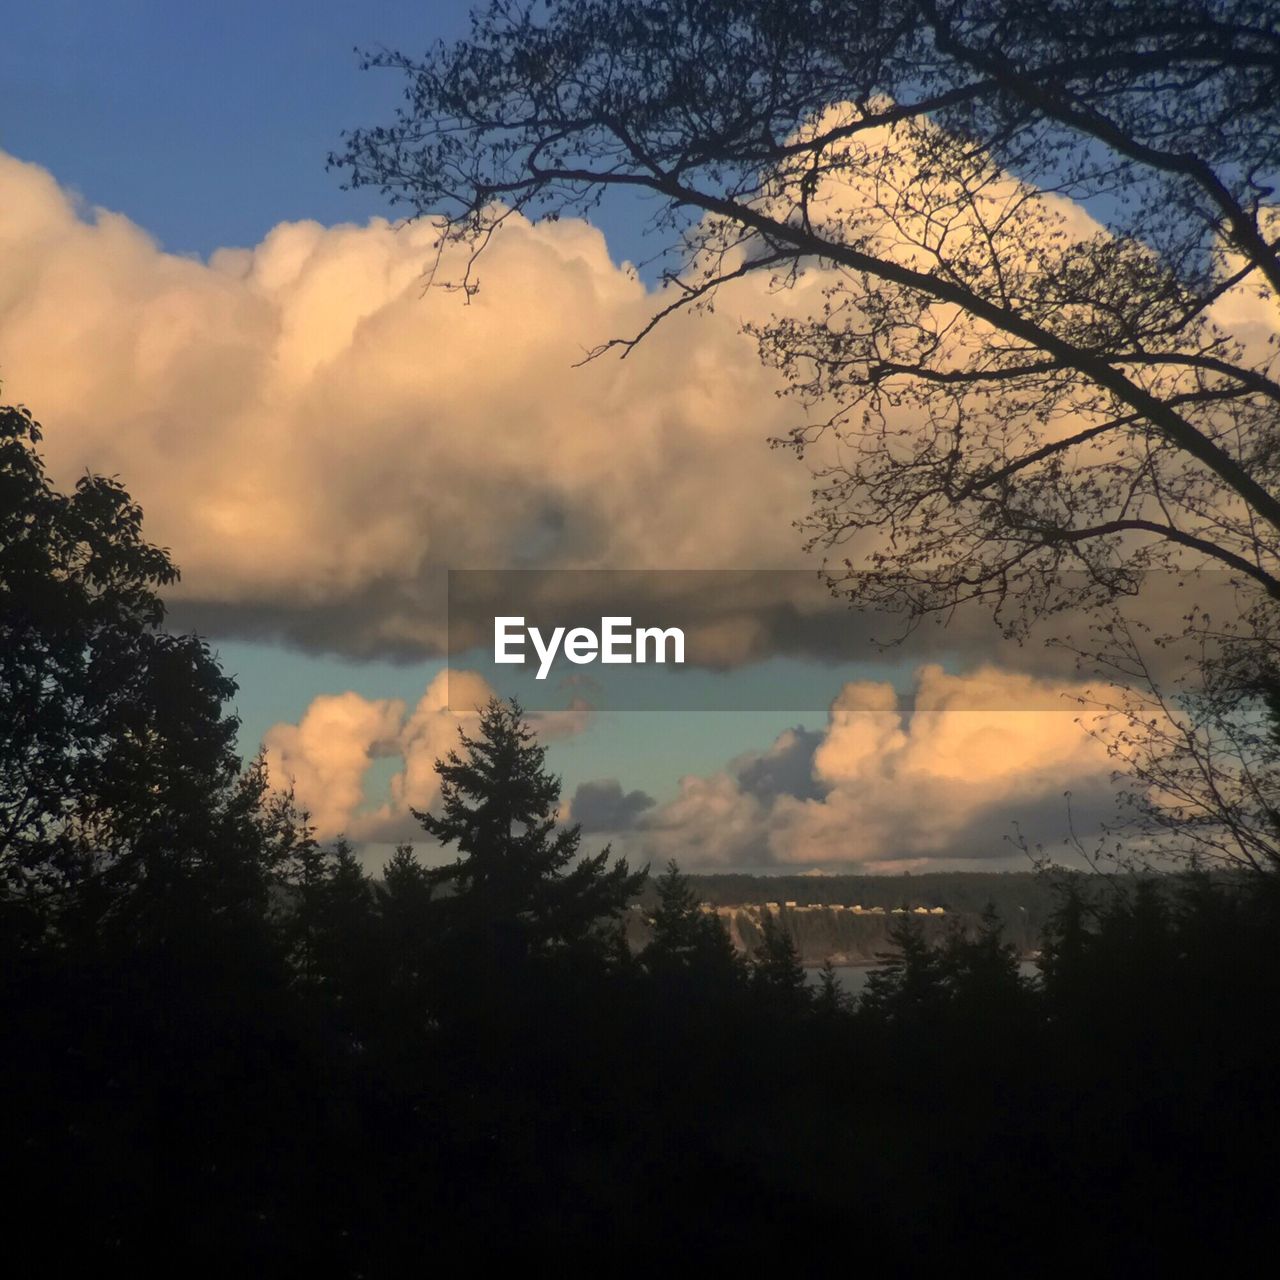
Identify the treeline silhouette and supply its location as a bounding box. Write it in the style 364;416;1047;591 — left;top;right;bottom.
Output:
4;402;1279;1268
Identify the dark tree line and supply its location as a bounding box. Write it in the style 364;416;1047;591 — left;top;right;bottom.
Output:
4;402;1280;1267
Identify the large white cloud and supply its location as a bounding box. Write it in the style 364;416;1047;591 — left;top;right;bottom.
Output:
1;148;1254;673
599;665;1129;869
0;150;825;659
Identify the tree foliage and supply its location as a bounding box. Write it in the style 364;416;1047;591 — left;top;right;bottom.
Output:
645;857;743;988
413;695;644;967
0;403;265;944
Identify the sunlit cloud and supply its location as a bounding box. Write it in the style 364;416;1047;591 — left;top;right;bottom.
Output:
0;148;1258;674
586;665;1128;869
263;669;591;841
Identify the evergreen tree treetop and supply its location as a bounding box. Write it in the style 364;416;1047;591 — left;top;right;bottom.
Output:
412;696;644;960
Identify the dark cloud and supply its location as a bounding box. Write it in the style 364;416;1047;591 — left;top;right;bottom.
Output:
732;726;827;803
570;778;657;833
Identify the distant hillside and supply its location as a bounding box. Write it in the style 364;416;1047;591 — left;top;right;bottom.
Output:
627;872;1061;964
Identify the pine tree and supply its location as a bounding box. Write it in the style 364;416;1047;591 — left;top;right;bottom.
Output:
274;798;329;988
413;697;644;969
948;904;1023;987
1038;875;1092;1018
376;843;435;1006
648;859;704;960
945;903;1031;1030
752;909;809;1013
378;844;433;935
644;859;743;991
862;914;948;1028
814;958;851;1018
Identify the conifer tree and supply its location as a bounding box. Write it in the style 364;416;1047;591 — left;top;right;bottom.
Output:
862;914;948;1028
1037;876;1093;1025
752;910;808;1013
413;697;644;968
377;843;436;1012
645;859;742;990
947;906;1026;999
814;958;851;1018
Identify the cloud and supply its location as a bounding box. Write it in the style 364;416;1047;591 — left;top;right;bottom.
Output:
262;690;405;838
0;150;823;661
733;726;827;803
612;665;1127;869
568;779;656;833
262;669;592;840
0;148;1255;681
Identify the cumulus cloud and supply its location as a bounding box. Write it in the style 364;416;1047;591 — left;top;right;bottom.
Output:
261;690;405;838
262;669;591;840
568;779;656;833
0;148;1253;680
613;665;1128;869
0;150;826;660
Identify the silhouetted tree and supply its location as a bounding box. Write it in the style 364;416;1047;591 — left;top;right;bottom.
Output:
813;957;852;1018
644;858;742;991
1037;874;1094;1023
275;802;329;987
337;0;1280;608
0;402;257;943
413;697;644;977
946;904;1031;1010
374;842;438;1033
862;914;948;1029
752;909;808;1014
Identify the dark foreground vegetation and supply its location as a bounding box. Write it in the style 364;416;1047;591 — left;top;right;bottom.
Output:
4;402;1280;1269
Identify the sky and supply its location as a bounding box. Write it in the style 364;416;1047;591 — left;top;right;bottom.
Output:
0;2;655;268
0;2;1160;873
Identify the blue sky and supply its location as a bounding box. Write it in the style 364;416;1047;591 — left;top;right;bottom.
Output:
2;2;469;258
0;1;655;265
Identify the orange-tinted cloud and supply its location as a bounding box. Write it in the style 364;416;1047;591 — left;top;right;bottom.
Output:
0;151;819;660
615;666;1128;868
263;669;591;840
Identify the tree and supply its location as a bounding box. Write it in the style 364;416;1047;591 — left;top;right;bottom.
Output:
375;843;437;1023
862;913;948;1028
335;1;1280;866
944;902;1032;1027
643;858;743;989
0;402;269;943
1037;873;1094;1022
413;697;644;970
751;908;809;1012
336;0;1280;615
813;957;852;1018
